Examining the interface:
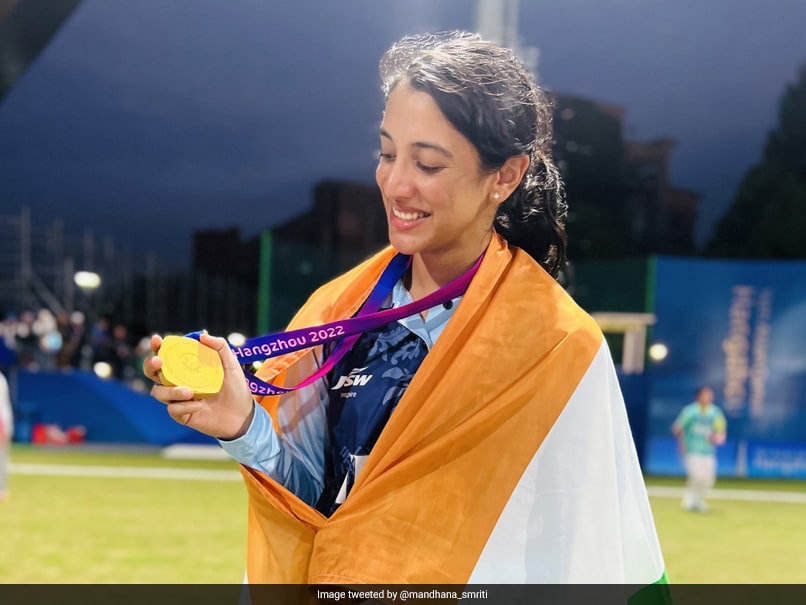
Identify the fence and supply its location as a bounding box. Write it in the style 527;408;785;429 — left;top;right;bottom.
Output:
0;207;261;342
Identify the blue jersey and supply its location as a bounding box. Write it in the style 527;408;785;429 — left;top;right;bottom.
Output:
218;280;460;511
316;320;428;516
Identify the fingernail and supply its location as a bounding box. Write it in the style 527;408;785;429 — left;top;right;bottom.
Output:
179;388;193;398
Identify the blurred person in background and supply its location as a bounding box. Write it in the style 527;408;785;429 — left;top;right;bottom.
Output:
55;311;86;370
67;312;87;368
35;309;62;370
110;323;133;381
0;368;12;502
0;316;17;354
87;315;113;369
14;311;37;369
145;31;665;585
55;311;73;368
673;386;727;512
129;336;154;393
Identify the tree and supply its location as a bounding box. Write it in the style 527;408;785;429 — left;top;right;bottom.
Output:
706;64;806;258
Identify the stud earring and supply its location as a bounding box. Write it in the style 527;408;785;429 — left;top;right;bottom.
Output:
492;191;500;201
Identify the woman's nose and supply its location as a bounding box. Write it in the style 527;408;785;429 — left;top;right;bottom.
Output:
379;159;415;199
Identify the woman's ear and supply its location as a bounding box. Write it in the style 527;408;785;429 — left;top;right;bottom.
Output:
495;155;530;200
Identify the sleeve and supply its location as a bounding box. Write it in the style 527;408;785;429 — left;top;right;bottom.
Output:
0;372;11;440
714;408;727;433
672;406;690;431
219;350;329;507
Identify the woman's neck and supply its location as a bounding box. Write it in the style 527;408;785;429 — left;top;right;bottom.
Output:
405;233;491;301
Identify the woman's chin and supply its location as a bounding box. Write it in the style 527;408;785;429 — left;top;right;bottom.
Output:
388;233;423;256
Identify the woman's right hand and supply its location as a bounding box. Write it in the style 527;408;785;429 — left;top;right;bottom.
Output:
143;333;255;440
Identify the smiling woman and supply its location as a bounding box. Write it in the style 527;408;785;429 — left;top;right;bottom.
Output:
376;82;527;294
377;31;567;280
143;30;665;587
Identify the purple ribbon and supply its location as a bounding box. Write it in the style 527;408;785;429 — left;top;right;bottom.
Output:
189;254;481;396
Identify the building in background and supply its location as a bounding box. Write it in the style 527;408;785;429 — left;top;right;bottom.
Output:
624;139;700;255
273;180;388;271
190;91;702;331
552;93;701;261
192;180;388;331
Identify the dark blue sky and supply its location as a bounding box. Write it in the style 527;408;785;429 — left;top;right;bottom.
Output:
1;0;804;266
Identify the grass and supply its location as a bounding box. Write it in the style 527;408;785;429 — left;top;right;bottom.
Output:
646;477;806;583
2;446;247;583
2;446;805;583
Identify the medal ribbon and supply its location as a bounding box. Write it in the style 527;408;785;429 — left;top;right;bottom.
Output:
187;254;481;396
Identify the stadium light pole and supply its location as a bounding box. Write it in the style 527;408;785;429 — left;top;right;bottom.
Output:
475;0;539;78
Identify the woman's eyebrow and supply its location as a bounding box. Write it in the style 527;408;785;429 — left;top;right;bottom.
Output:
379;128;454;159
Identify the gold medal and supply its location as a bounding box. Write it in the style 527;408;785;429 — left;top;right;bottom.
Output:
158;335;224;396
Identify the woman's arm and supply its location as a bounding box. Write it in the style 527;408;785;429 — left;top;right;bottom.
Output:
220;349;329;506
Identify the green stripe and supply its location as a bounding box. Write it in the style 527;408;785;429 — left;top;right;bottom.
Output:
628;570;673;605
257;229;273;333
644;255;658;314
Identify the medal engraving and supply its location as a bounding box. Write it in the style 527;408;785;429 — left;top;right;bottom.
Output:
158;335;224;396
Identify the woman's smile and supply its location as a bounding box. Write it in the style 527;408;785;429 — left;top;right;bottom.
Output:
376;84;499;262
390;205;431;224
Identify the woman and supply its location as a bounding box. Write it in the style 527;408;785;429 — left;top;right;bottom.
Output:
146;32;665;585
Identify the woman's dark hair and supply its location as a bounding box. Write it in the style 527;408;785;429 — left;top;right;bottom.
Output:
379;31;567;278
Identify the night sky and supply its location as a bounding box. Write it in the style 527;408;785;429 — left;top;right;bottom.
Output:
1;0;804;266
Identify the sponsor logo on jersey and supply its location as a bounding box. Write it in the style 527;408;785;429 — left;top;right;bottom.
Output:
331;367;374;390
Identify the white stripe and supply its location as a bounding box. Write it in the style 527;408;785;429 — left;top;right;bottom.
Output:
10;462;242;481
468;340;665;584
647;485;806;504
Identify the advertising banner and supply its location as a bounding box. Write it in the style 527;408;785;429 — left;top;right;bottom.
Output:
645;257;806;478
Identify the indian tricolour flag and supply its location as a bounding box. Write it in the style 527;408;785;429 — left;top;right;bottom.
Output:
459;338;666;584
238;235;667;592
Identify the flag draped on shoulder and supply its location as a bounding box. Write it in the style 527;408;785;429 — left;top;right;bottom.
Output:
242;233;666;585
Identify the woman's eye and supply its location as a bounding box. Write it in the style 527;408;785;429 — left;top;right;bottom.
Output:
378;152;395;162
417;162;443;174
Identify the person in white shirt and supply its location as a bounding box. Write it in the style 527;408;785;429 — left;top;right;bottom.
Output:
0;369;13;502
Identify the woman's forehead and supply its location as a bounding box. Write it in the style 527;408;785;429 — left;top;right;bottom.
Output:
380;86;483;166
381;85;458;142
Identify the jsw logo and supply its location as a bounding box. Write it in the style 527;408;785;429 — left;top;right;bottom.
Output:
331;367;373;390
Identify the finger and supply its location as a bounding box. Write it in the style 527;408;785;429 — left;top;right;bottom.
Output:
150;384;194;404
199;332;242;372
150;333;163;355
143;354;163;382
166;400;204;424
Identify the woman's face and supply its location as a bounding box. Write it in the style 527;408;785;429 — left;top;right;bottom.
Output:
376;83;500;262
698;388;714;404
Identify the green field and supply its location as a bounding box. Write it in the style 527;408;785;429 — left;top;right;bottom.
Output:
2;446;248;583
2;445;805;583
